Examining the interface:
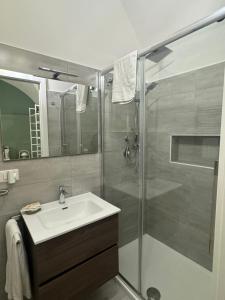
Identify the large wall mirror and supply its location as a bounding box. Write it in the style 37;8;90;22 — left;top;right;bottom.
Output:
0;68;99;161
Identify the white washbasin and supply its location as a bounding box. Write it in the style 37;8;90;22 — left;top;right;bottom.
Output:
21;192;120;244
38;199;103;229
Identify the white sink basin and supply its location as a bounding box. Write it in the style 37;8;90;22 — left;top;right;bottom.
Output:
22;192;120;244
38;198;103;229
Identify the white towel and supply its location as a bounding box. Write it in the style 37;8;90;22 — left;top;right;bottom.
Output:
5;219;31;300
76;84;88;113
112;50;138;104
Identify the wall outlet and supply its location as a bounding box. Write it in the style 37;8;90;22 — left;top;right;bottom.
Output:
0;169;19;183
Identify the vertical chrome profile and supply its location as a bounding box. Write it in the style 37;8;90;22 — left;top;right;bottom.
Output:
76;112;81;154
60;95;66;155
138;56;146;293
100;74;105;197
97;72;102;154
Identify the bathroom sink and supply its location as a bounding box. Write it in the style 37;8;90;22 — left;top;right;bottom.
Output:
37;198;103;229
21;192;120;244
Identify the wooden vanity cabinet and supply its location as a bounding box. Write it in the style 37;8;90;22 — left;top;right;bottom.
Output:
23;214;119;300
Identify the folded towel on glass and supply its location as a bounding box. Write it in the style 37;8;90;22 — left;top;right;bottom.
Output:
112;50;137;104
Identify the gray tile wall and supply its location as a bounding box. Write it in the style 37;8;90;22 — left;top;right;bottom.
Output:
0;153;101;300
145;62;225;270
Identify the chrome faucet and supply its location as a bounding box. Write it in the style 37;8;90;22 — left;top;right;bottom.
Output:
58;185;67;204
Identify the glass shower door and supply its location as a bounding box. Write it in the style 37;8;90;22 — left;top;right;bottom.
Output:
102;73;141;290
142;20;225;300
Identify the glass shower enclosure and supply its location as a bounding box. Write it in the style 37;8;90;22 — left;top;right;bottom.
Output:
101;13;225;300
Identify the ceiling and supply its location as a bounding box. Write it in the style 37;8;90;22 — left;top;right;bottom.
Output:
0;0;225;70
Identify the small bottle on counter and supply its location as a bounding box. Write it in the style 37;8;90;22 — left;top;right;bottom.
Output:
3;146;10;161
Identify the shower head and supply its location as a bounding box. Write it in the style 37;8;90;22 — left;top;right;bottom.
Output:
66;84;77;93
60;84;77;98
146;46;172;63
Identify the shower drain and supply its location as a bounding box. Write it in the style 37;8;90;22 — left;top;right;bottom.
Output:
146;287;161;300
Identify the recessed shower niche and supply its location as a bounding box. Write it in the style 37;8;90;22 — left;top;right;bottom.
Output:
170;135;220;168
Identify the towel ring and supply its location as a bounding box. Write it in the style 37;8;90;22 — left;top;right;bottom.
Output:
0;189;8;196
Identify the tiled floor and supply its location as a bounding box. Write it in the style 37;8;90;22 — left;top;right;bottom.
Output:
84;279;134;300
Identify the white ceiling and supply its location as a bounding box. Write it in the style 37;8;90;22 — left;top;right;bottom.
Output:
0;0;225;70
120;0;225;48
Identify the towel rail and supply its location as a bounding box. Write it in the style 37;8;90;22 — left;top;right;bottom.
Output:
0;189;8;196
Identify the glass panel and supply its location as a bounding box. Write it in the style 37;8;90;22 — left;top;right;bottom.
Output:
142;20;225;300
102;71;140;290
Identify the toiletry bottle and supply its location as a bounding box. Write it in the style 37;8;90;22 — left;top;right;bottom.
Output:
3;146;10;161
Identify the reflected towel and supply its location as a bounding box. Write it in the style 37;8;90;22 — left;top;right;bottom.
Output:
76;84;88;113
112;50;137;104
5;219;31;300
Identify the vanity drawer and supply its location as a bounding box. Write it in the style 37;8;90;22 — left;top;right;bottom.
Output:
34;214;118;284
38;245;118;300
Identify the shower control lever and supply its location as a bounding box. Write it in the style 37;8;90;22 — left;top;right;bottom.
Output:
123;136;131;159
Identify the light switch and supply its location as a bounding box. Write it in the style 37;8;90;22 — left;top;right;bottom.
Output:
0;169;19;184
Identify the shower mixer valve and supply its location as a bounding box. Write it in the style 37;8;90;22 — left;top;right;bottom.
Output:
123;135;139;162
123;136;131;159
